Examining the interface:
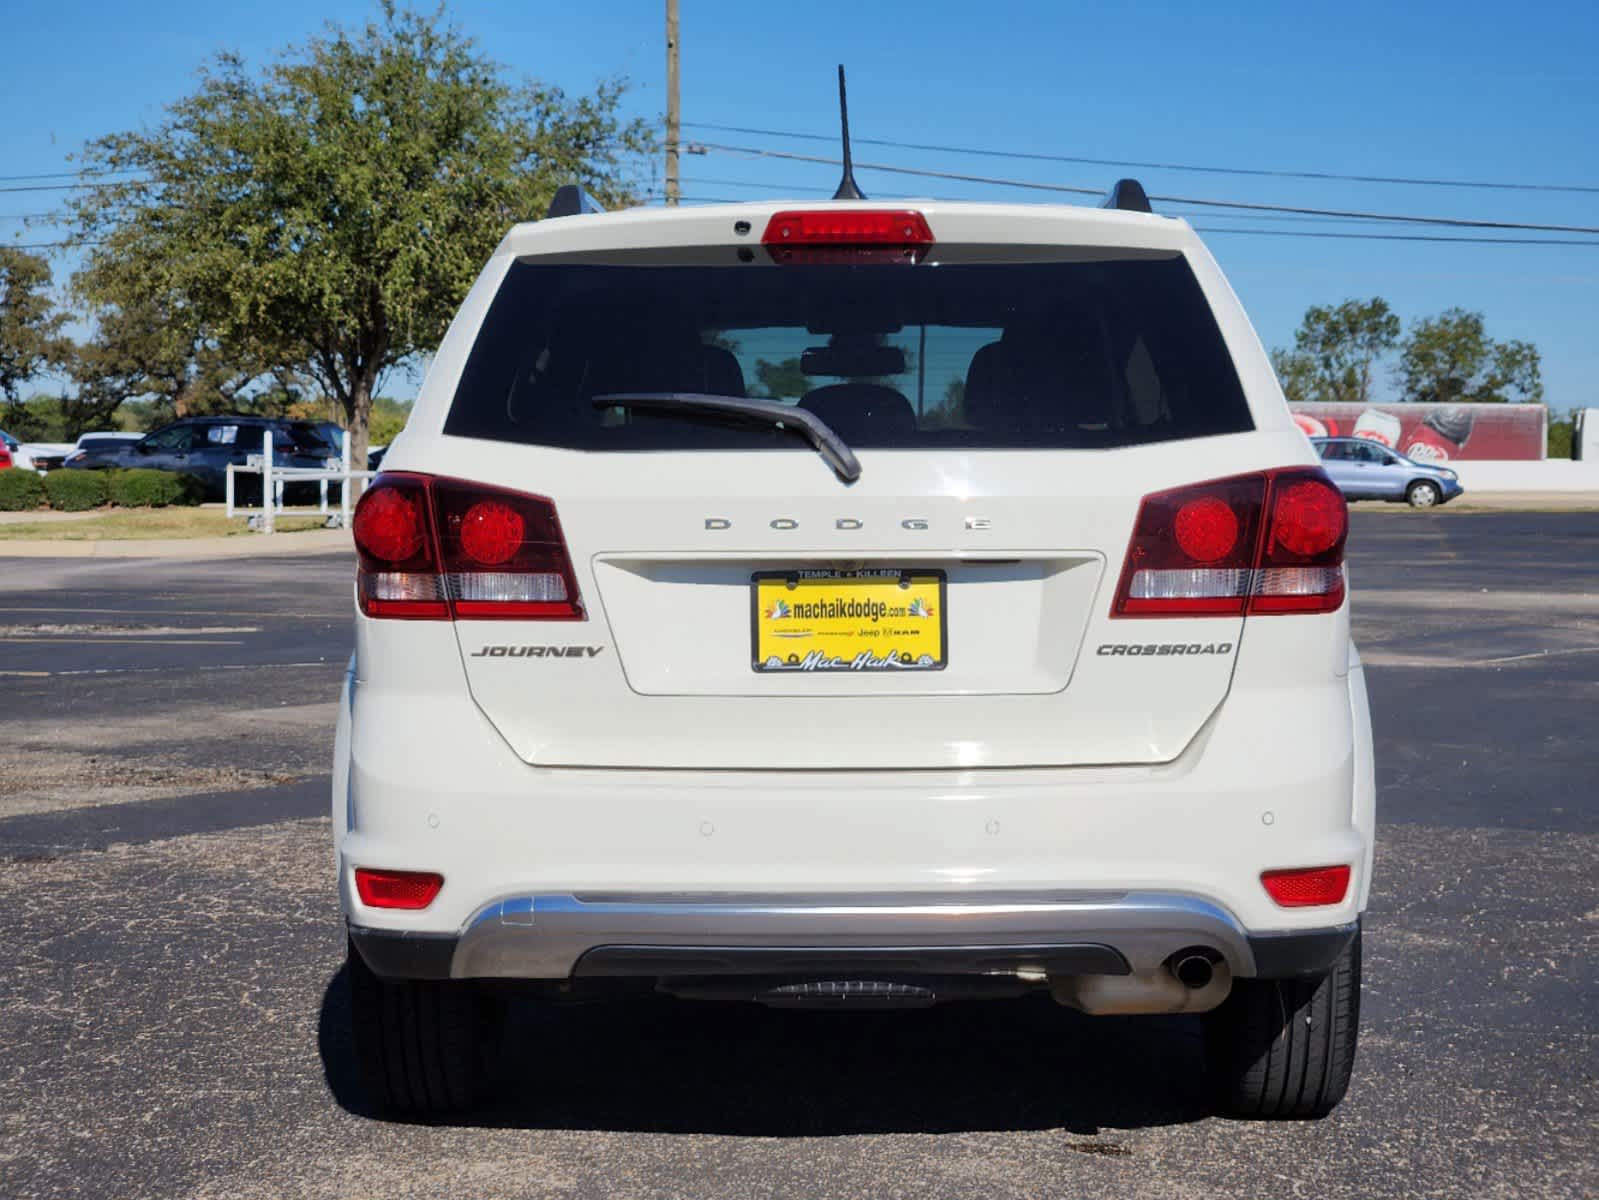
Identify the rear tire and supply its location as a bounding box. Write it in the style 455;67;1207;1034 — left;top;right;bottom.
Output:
347;937;489;1115
1205;927;1361;1119
1406;480;1441;508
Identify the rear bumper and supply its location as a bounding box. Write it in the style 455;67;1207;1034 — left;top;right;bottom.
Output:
348;890;1357;983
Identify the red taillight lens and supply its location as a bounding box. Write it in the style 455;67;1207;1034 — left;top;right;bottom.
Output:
354;868;444;910
352;474;583;621
1173;495;1241;563
762;209;933;264
1111;467;1347;618
1270;479;1345;558
1261;865;1351;908
458;500;525;566
352;486;426;562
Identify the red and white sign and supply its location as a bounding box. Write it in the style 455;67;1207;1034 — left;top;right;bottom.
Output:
1290;403;1547;462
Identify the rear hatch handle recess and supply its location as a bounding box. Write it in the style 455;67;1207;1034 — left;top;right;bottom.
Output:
592;392;862;484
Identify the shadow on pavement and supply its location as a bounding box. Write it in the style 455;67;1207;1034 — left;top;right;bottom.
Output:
318;965;1213;1136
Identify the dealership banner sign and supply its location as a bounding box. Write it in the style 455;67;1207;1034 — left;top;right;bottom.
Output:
1290;403;1548;462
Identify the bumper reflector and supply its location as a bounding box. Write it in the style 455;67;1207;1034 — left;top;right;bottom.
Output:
354;868;444;910
1261;865;1351;908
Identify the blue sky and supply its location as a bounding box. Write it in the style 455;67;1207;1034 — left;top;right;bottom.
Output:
4;0;1595;408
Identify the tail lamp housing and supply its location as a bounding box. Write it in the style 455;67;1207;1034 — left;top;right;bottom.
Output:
1112;467;1347;618
352;473;583;621
1261;864;1352;908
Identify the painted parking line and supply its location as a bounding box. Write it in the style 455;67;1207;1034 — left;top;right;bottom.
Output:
0;637;247;646
0;661;335;678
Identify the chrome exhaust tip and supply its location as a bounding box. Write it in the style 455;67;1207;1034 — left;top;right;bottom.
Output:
1171;951;1217;990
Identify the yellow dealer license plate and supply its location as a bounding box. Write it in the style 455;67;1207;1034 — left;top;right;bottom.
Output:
752;569;947;673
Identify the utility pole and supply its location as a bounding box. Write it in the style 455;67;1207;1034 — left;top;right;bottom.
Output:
665;0;680;206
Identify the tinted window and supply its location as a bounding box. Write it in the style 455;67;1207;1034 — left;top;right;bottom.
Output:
445;255;1253;451
1349;441;1388;463
281;422;335;452
144;425;196;452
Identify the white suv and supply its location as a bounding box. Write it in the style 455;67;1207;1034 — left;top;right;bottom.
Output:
334;188;1375;1119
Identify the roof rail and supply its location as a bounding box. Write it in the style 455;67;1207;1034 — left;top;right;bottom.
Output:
544;185;605;220
1102;178;1153;214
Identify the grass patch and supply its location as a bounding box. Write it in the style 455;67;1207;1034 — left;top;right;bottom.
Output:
0;509;331;540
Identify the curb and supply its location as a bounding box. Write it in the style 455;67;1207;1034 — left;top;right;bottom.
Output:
0;529;353;558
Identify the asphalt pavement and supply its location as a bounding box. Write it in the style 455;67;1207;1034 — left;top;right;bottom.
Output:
0;511;1595;1199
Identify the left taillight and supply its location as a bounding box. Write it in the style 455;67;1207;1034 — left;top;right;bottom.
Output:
1111;467;1347;618
352;473;583;621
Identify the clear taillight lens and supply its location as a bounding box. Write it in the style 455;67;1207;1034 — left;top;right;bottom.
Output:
1112;467;1347;618
352;473;583;621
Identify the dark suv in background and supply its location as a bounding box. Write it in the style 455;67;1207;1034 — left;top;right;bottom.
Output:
65;416;338;500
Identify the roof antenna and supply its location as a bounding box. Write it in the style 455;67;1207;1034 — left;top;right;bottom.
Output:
832;64;865;200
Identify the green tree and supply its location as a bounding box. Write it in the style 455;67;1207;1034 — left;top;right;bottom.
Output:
1270;346;1319;405
1274;298;1399;406
1397;308;1542;404
0;248;71;437
67;3;653;466
64;290;266;437
1546;408;1575;459
751;357;809;400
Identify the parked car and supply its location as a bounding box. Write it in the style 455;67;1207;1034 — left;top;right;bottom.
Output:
0;432;13;470
28;432;143;472
337;187;1373;1121
1311;436;1463;508
64;416;339;500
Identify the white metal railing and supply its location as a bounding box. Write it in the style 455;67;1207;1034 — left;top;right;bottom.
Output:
224;428;375;533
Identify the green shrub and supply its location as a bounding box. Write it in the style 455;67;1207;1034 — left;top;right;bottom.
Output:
43;469;110;512
0;469;47;511
106;468;205;508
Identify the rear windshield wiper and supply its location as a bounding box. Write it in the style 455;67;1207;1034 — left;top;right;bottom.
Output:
592;392;861;484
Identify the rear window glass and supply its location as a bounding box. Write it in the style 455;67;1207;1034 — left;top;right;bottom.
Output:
444;254;1252;451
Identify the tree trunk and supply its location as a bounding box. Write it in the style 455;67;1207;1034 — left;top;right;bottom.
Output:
348;376;375;471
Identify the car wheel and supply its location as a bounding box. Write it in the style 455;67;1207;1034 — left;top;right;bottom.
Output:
1204;927;1361;1119
1406;480;1441;509
347;937;495;1114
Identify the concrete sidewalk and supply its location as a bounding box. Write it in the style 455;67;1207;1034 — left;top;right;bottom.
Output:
1359;491;1599;512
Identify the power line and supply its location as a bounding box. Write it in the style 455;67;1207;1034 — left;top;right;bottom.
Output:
695;142;1103;196
682;180;1427;228
691;142;1599;236
683;121;1599;196
0;168;142;184
1194;227;1599;247
0;180;140;195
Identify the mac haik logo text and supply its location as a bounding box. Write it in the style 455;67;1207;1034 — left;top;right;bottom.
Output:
762;648;941;672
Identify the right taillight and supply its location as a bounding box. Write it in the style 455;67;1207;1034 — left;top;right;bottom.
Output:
1112;467;1347;618
352;473;583;621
